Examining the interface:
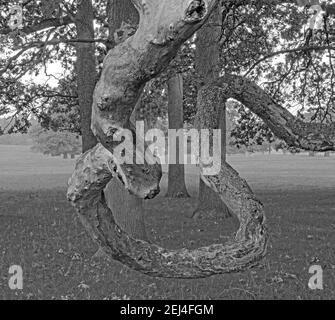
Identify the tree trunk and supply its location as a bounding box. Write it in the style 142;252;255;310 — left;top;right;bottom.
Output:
166;74;190;198
104;178;147;240
104;0;147;240
75;0;98;153
193;5;231;219
68;0;269;278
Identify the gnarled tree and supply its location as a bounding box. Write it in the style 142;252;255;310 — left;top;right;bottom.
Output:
67;0;335;278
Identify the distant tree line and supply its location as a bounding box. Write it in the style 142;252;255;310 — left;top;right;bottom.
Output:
29;124;81;159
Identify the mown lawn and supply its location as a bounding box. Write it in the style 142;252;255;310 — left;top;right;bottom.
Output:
0;146;334;299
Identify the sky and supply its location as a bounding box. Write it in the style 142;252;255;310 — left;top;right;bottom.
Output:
23;62;64;88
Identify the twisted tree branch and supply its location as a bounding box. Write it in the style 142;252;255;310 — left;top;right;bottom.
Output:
67;140;267;278
211;74;335;152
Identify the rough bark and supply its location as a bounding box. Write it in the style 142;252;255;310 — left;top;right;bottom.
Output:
104;0;147;241
75;0;98;152
67;141;267;278
166;74;190;198
194;4;231;219
68;0;269;278
105;178;147;240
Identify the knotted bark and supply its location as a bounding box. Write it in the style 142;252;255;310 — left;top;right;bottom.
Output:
67;141;267;278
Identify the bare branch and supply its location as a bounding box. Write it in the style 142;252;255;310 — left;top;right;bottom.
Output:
245;45;335;77
0;38;105;77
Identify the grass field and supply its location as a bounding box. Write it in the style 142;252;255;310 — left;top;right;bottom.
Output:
0;145;334;300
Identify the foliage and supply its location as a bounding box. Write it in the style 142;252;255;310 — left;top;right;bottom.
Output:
0;0;334;150
29;123;81;157
0;0;91;135
220;0;335;145
136;40;198;127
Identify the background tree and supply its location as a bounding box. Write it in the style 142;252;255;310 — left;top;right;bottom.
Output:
75;0;97;152
29;124;81;158
165;73;190;198
143;41;197;199
193;4;231;219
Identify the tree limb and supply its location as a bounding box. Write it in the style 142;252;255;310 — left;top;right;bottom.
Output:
245;45;335;77
67;141;267;278
212;74;335;151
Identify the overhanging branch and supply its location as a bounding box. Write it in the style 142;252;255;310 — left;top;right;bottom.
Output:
211;74;335;152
